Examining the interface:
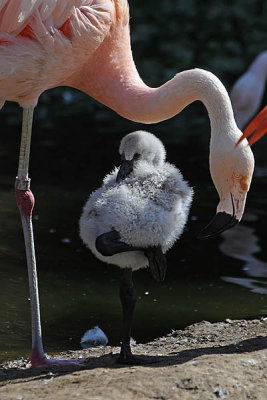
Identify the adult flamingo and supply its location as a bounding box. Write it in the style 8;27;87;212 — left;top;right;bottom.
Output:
230;50;267;130
0;0;254;367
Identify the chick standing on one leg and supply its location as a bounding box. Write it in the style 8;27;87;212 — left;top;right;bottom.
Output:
79;130;193;364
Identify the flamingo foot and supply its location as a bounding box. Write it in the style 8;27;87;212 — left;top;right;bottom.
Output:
30;348;86;368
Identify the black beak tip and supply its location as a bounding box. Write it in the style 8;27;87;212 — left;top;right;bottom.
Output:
197;212;239;240
116;160;134;182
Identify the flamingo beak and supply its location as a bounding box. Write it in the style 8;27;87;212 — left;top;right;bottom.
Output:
197;211;238;239
197;194;239;239
116;159;134;182
236;105;267;146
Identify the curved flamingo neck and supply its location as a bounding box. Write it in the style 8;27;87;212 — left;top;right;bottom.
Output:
122;68;236;134
66;19;236;139
71;66;236;138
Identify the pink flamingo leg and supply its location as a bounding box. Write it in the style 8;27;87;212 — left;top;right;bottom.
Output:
15;107;84;368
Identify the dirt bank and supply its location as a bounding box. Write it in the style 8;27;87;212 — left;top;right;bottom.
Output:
0;318;266;400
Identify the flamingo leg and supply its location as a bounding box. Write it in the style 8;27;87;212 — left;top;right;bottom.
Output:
15;107;84;368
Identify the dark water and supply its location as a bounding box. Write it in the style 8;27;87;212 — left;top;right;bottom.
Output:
0;169;266;363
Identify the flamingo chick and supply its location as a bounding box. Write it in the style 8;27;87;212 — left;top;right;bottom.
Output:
79;130;193;364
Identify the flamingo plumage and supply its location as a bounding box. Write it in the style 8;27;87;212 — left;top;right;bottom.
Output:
0;0;254;367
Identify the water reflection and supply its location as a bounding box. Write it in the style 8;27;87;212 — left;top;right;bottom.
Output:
222;276;267;295
219;213;267;294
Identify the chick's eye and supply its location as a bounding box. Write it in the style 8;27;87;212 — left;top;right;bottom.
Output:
133;153;140;160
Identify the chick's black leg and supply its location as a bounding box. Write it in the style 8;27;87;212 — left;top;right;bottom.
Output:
96;231;166;364
144;246;167;283
117;269;160;365
117;268;136;363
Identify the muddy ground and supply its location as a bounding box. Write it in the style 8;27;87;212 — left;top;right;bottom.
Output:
0;318;266;400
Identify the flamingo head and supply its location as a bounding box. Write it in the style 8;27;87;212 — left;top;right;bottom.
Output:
199;105;267;238
198;130;255;239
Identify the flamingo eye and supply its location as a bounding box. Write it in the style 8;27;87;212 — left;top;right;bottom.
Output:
233;172;241;180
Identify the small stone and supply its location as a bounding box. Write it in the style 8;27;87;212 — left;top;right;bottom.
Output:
214;387;227;398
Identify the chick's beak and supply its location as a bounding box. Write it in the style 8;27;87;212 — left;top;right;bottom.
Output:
116;159;134;182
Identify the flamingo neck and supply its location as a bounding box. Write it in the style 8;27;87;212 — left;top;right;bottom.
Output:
66;20;236;139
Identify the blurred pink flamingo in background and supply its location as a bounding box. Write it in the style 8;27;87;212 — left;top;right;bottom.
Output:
230;50;267;146
230;50;267;131
0;0;254;367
